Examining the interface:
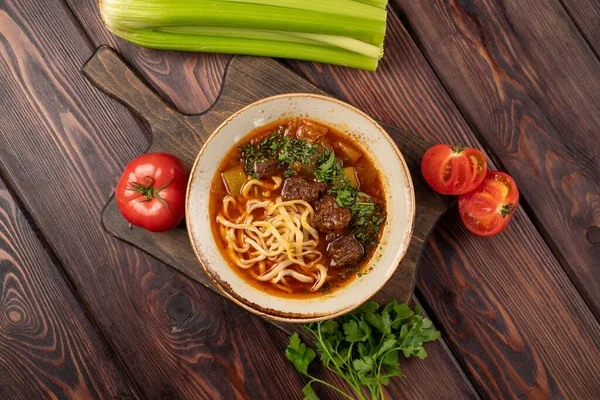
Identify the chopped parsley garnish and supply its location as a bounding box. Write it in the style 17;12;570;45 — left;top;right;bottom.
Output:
319;282;332;295
350;199;386;249
313;152;337;182
238;128;324;179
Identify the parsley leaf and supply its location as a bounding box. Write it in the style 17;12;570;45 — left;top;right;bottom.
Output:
353;356;375;379
314;152;337;182
285;332;316;375
352;301;379;315
238;129;285;178
310;149;387;251
302;383;319;400
335;189;355;207
365;309;392;335
344;319;371;343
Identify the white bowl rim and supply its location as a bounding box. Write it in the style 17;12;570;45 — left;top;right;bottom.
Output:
186;93;416;323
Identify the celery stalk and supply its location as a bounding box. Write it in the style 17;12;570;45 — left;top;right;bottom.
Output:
108;26;380;70
100;0;388;70
158;26;332;48
286;32;382;59
214;0;386;20
102;0;386;46
159;27;382;58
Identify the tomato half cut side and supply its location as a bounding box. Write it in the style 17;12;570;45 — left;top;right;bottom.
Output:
421;144;487;195
458;171;519;236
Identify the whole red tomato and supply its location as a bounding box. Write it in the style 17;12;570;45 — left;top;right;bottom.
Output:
458;171;519;236
421;144;487;195
116;153;187;232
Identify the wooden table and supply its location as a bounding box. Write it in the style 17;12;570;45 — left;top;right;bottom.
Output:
1;0;599;399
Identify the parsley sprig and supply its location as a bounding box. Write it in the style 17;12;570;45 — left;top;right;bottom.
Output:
285;301;441;400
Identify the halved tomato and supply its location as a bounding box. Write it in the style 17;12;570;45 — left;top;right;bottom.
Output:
458;171;519;236
421;144;487;195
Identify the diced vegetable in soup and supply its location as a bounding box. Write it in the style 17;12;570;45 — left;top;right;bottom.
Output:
342;167;359;188
222;164;247;196
335;141;362;164
209;118;386;297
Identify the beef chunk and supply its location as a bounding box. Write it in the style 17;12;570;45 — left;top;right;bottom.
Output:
313;196;352;232
283;119;327;141
327;235;364;267
254;159;282;179
295;120;328;141
281;176;325;202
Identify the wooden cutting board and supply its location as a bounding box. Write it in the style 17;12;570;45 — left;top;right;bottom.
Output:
82;45;450;320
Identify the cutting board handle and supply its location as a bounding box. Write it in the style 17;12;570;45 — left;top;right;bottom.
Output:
81;45;179;135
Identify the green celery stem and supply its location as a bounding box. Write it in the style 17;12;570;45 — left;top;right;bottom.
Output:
160;26;382;59
110;27;380;71
214;0;386;20
102;0;386;46
101;0;387;71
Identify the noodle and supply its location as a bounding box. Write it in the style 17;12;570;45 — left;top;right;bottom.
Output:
216;176;328;292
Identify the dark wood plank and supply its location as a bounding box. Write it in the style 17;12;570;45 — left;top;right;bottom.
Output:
420;210;600;399
392;0;600;319
284;8;600;399
0;179;136;399
560;0;600;56
0;1;329;399
0;1;478;399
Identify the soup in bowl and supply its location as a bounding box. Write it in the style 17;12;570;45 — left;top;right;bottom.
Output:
187;94;415;322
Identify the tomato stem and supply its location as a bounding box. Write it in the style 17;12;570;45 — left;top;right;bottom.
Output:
451;143;465;154
126;175;174;212
499;204;516;218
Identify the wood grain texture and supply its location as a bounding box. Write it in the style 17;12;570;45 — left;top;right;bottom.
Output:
285;8;600;399
392;0;600;318
560;0;600;56
4;0;598;399
420;209;600;399
0;180;136;399
84;46;478;400
0;1;478;399
64;0;227;115
0;1;345;399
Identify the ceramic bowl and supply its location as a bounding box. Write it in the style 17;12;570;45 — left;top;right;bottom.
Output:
186;93;415;322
